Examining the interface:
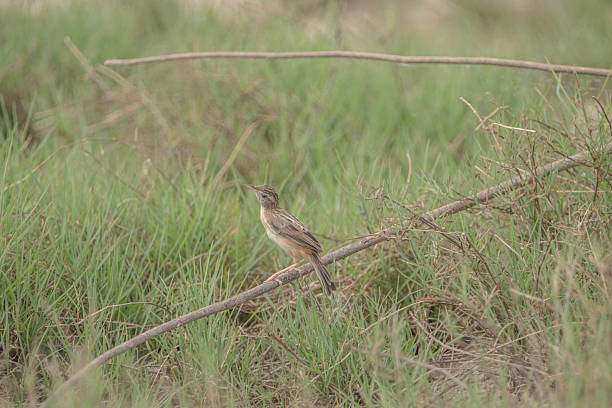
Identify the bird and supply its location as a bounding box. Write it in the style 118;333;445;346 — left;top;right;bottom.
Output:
245;184;336;295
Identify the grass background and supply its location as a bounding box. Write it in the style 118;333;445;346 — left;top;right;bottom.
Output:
1;0;611;406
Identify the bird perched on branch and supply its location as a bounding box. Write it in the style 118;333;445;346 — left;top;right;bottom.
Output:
245;184;336;295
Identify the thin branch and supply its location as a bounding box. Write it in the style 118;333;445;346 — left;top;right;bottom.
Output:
41;142;612;407
592;96;612;135
104;51;612;77
490;122;536;133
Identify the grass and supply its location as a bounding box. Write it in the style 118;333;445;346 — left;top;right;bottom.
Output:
1;0;611;406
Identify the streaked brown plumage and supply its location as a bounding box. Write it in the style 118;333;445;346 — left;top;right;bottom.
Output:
245;184;336;295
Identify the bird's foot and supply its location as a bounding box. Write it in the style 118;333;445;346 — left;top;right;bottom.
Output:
265;259;306;284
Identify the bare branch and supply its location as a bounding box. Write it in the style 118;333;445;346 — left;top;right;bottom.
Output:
104;51;612;77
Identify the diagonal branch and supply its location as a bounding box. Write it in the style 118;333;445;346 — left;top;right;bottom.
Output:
105;51;612;77
41;142;611;407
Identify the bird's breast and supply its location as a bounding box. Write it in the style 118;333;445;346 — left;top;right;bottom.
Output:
260;208;300;255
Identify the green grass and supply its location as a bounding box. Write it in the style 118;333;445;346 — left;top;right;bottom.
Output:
1;0;611;406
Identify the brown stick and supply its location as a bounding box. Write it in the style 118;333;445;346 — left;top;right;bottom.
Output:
41;142;611;407
425;143;611;220
105;51;612;77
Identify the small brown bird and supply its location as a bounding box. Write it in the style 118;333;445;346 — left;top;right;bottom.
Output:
245;184;336;295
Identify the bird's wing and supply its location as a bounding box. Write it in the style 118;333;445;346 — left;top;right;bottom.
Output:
267;209;322;253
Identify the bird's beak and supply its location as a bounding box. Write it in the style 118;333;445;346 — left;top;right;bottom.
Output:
244;184;256;191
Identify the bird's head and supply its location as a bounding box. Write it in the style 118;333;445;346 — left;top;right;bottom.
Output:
245;184;279;209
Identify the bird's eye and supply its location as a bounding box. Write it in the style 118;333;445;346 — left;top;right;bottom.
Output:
261;194;267;198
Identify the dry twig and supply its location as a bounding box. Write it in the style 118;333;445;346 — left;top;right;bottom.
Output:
104;51;612;77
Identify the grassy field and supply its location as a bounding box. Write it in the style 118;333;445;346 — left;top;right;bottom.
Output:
1;0;611;406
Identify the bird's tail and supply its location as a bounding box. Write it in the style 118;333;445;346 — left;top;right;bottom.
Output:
307;254;336;296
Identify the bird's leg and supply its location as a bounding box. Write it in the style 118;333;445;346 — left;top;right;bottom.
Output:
265;258;306;283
